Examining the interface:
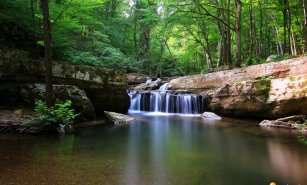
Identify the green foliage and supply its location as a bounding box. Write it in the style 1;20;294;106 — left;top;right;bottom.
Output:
297;136;307;145
296;119;307;145
34;99;78;126
296;120;307;131
271;55;293;62
0;0;306;76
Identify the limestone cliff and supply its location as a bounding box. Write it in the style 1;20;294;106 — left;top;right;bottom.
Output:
0;58;130;114
168;56;307;119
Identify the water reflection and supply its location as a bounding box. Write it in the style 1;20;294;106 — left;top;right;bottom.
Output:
122;121;141;185
0;115;307;185
268;137;307;184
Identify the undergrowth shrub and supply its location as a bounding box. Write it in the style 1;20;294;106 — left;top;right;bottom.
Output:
34;99;78;126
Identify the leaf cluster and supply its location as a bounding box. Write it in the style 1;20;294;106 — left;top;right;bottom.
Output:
34;99;78;126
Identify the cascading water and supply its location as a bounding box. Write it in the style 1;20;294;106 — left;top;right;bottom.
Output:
128;83;205;115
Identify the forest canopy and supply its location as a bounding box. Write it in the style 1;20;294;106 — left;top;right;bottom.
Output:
0;0;306;77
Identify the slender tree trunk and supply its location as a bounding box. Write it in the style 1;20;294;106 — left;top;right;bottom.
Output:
185;23;214;68
226;0;232;66
303;0;307;53
31;0;36;58
264;18;268;57
249;0;254;63
133;17;138;54
136;0;151;64
258;0;263;59
41;0;54;107
291;28;297;55
104;0;110;20
217;39;223;67
110;0;117;17
163;39;185;76
234;0;242;67
156;42;165;78
213;0;230;67
280;0;290;54
286;0;291;55
139;26;151;60
200;23;214;67
270;13;284;55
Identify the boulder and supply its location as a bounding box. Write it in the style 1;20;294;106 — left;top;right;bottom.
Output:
134;78;163;91
104;111;134;126
208;79;272;118
0;59;130;114
20;84;95;119
266;55;280;62
266;75;307;118
259;120;298;129
201;112;222;119
207;75;307;118
259;115;305;129
127;73;149;85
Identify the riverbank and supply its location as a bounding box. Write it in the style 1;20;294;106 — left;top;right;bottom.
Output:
168;56;307;119
0;108;109;134
0;108;42;134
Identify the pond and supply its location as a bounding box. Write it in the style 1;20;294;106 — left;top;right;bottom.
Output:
0;113;306;185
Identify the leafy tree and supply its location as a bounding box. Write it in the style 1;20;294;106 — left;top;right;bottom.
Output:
0;0;307;76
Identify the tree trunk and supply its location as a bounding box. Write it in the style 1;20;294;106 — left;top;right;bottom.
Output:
41;0;54;107
110;0;117;17
156;42;165;78
258;0;263;59
133;17;138;54
225;0;232;66
270;13;284;55
286;0;291;55
163;39;185;76
200;22;214;68
234;0;242;67
104;0;110;20
303;0;307;53
249;0;254;63
136;0;151;63
290;29;297;55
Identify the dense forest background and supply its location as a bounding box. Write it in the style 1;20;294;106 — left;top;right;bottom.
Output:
1;0;306;77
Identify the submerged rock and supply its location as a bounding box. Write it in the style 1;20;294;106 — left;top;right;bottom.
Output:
201;112;222;119
259;115;306;129
104;111;134;126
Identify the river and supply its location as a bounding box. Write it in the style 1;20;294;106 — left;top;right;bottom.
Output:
0;113;306;185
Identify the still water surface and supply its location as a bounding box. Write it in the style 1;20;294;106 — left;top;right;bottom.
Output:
0;114;307;185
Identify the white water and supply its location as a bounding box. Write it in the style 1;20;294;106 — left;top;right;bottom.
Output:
128;84;204;115
159;83;169;91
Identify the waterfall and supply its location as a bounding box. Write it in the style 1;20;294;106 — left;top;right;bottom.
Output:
159;83;169;91
128;89;205;115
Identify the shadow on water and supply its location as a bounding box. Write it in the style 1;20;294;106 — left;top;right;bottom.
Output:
0;114;307;185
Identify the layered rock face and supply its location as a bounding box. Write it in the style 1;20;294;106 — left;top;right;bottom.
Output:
20;84;95;119
168;57;307;119
0;59;130;114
